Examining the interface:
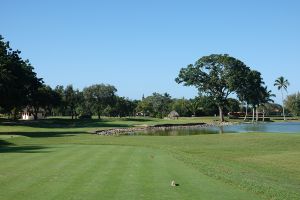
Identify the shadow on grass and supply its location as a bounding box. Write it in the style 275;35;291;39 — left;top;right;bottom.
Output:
0;145;50;153
0;138;50;153
0;139;14;146
122;117;155;122
0;131;83;138
0;118;133;129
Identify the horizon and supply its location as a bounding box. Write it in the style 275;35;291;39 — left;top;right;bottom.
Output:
1;0;299;102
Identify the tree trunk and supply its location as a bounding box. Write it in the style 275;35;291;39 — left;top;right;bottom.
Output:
218;106;224;122
263;108;265;122
256;106;259;122
33;107;39;120
12;108;18;120
244;102;248;121
252;107;255;123
281;89;286;121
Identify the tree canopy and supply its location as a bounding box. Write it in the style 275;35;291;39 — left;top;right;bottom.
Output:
176;54;250;122
0;35;44;118
83;84;117;119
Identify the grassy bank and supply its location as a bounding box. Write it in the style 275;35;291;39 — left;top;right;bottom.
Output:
0;117;299;199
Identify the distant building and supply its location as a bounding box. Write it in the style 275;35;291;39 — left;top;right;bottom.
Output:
136;111;149;117
21;108;45;120
168;110;179;119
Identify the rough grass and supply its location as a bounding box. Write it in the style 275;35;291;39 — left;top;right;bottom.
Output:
0;117;299;200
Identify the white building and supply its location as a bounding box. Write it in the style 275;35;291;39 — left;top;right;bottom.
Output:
21;109;45;120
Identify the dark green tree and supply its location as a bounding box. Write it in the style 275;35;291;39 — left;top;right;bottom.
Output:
171;98;191;117
27;84;61;120
176;54;250;122
225;98;241;113
147;93;172;118
83;84;117;119
257;87;275;121
106;97;137;117
64;85;81;119
284;92;300;117
0;35;43;119
236;70;265;122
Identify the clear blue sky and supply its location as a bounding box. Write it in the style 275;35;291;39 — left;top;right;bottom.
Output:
1;0;299;102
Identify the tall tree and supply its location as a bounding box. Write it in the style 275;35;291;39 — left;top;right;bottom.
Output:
172;98;190;117
83;84;117;119
136;99;152;117
236;70;265;122
186;97;201;117
176;54;250;122
284;92;300;117
274;76;290;121
64;85;81;119
257;87;275;122
137;93;172;118
0;35;43;119
106;97;136;117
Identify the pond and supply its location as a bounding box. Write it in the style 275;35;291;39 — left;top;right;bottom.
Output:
130;122;300;136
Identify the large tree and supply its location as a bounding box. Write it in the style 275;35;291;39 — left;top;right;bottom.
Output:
64;85;81;119
83;84;117;119
284;92;300;117
136;93;172;118
257;87;275;122
27;85;62;119
176;54;250;122
0;35;43;119
236;70;266;122
274;76;290;120
105;97;137;117
171;98;190;117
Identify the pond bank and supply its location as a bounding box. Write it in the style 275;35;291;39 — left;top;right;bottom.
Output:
94;122;234;136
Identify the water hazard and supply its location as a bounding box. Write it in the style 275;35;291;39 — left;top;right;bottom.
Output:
130;122;300;136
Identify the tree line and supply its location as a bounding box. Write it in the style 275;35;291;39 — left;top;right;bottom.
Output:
1;36;297;121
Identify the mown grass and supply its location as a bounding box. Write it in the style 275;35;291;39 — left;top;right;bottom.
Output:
0;117;299;200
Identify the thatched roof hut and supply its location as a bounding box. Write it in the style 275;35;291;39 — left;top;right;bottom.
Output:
168;110;179;119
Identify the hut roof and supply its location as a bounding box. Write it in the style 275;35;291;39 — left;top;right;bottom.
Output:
168;110;179;118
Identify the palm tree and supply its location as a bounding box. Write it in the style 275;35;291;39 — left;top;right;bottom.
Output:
274;76;290;121
258;87;275;122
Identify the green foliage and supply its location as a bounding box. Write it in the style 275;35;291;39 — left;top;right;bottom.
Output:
104;97;137;117
274;76;290;120
176;54;250;121
64;85;82;119
225;98;241;113
83;84;117;119
274;76;290;92
171;98;191;117
0;35;43;118
258;103;282;116
284;92;300;116
27;84;62;119
136;93;173;118
236;70;265;107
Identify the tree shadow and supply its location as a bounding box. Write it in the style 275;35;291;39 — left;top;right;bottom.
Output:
122;117;155;122
0;145;50;153
0;118;132;129
0;131;82;138
0;139;14;146
0;138;50;153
